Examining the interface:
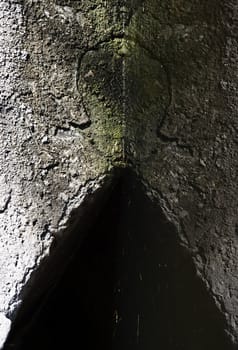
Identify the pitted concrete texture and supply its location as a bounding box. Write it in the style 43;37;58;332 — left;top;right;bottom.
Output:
1;1;238;348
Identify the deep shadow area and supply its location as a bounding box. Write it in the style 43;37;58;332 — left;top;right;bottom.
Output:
5;172;231;350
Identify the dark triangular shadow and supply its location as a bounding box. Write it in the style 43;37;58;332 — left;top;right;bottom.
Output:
4;170;232;350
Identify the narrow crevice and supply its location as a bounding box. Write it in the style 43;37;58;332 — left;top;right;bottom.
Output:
4;170;232;350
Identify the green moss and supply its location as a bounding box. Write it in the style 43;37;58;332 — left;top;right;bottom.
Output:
77;1;171;171
117;39;133;57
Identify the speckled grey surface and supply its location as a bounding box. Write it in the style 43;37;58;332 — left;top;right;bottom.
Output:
1;0;238;348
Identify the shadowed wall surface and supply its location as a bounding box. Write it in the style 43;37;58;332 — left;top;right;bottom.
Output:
1;0;238;347
5;174;231;350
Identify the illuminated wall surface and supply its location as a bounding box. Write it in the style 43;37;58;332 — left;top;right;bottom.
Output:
1;1;238;349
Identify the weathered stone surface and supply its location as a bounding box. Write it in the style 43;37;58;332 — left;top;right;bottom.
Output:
7;174;232;349
1;0;238;348
0;0;120;345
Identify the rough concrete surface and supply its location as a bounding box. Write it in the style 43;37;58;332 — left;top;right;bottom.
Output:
1;0;238;348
